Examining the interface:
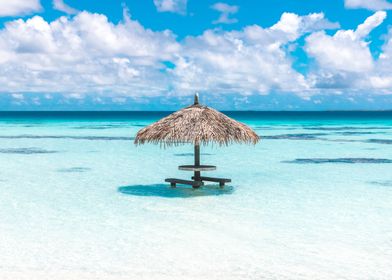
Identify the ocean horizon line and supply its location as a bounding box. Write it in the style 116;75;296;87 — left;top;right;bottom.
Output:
1;110;392;113
1;110;392;121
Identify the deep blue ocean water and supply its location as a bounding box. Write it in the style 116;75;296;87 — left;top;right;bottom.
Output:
0;111;391;279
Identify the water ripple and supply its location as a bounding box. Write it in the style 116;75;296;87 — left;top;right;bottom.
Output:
369;181;392;187
366;139;392;145
0;148;58;154
0;135;134;141
263;133;327;140
57;167;91;173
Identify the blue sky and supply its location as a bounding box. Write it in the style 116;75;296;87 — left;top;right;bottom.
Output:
0;0;392;110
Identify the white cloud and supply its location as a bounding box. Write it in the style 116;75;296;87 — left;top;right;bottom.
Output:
271;12;339;41
306;11;386;73
0;11;342;97
0;10;179;95
211;2;239;24
355;11;387;37
0;8;391;100
0;0;42;17
171;30;308;95
345;0;392;11
370;28;392;89
53;0;79;15
171;12;337;95
305;11;388;90
153;0;187;14
306;32;374;74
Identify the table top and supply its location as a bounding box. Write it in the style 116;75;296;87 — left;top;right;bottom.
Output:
178;165;217;171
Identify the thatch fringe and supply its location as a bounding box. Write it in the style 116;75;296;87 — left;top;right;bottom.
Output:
134;104;260;147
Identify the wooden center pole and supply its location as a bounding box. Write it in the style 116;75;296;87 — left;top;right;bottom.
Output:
194;143;201;182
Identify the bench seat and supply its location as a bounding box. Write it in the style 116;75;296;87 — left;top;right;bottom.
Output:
192;176;231;187
165;178;204;188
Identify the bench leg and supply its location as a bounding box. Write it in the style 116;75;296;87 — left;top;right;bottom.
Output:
219;182;225;188
192;183;201;189
170;182;176;188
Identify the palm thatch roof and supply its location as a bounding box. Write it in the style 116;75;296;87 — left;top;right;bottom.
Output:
134;95;260;146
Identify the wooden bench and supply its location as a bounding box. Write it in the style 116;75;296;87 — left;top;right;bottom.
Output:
165;178;204;188
192;176;231;187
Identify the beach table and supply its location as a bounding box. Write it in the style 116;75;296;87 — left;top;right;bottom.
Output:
165;146;231;188
165;170;231;188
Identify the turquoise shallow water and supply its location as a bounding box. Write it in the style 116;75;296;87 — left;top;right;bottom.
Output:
0;112;391;280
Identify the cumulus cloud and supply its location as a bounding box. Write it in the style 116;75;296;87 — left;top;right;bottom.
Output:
356;11;387;37
271;12;339;41
370;29;392;89
0;10;179;95
53;0;79;15
0;0;42;17
0;8;391;101
153;0;187;14
305;11;388;90
345;0;392;11
0;10;342;97
172;12;338;95
211;2;239;24
172;30;308;95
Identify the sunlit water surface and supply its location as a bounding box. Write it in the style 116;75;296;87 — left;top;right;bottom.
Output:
0;112;391;280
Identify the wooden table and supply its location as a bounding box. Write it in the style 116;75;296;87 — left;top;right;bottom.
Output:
165;144;231;188
178;165;217;171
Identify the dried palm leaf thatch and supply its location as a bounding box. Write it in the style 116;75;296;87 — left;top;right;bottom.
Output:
134;96;260;147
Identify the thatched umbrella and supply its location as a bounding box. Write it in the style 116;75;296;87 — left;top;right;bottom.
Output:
134;94;259;188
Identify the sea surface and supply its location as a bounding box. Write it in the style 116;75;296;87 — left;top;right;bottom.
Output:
0;111;391;280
